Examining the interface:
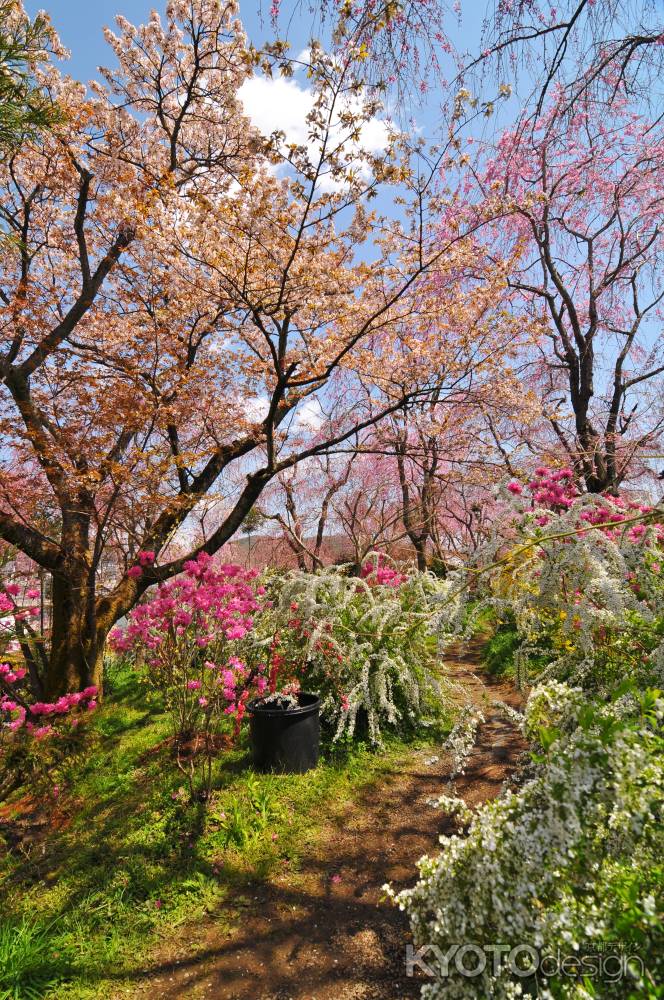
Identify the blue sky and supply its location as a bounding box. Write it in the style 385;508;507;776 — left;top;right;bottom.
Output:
25;0;518;162
25;2;314;86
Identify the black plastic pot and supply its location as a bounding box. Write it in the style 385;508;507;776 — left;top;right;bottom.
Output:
247;692;320;774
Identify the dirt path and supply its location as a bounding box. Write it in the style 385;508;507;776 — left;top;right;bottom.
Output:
123;642;528;1000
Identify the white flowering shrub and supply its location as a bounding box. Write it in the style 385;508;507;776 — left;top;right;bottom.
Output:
440;704;485;778
262;565;455;743
466;474;664;698
388;474;664;999
391;690;664;998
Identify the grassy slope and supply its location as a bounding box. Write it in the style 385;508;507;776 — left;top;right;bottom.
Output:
0;663;451;999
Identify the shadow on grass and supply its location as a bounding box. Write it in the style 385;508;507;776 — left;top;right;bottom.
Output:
2;665;457;1000
52;771;458;1000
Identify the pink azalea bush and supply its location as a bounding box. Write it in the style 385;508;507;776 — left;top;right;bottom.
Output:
0;574;100;800
0;578;41;667
0;653;97;801
359;553;407;588
109;553;272;794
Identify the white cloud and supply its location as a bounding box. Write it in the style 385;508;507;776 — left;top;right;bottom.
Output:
244;393;325;430
240;393;324;432
243;395;270;423
293;397;325;431
238;73;390;191
239;75;314;148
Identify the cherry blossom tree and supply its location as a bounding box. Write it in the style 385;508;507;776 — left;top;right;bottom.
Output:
476;0;664;119
268;1;664;119
260;453;357;571
483;88;664;492
0;1;513;695
330;452;405;571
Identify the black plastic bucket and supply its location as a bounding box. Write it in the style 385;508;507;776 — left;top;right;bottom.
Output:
247;692;320;774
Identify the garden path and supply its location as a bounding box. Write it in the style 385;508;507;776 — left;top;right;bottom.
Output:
121;641;527;1000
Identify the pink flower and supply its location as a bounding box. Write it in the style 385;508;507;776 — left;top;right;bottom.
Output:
186;679;202;690
138;550;156;566
198;696;209;707
4;584;19;597
331;874;342;884
26;588;40;599
127;566;142;579
507;481;523;495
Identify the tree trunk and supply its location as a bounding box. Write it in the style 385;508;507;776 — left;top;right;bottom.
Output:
413;541;428;572
46;571;106;697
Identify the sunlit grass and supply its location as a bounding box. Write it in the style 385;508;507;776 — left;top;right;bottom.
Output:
0;660;452;999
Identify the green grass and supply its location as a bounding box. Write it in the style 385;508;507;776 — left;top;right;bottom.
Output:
0;916;72;1000
482;622;521;677
0;661;451;999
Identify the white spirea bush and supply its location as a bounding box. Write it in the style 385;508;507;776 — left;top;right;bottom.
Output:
440;704;485;778
390;693;664;999
266;566;459;743
387;483;664;999
464;490;664;696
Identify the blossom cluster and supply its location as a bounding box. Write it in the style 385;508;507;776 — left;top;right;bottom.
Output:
0;582;40;660
440;704;485;778
112;552;262;652
507;466;577;511
110;553;270;738
359;554;407;588
0;661;98;741
506;466;662;542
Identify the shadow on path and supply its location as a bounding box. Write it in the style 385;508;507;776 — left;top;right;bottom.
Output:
118;640;528;1000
